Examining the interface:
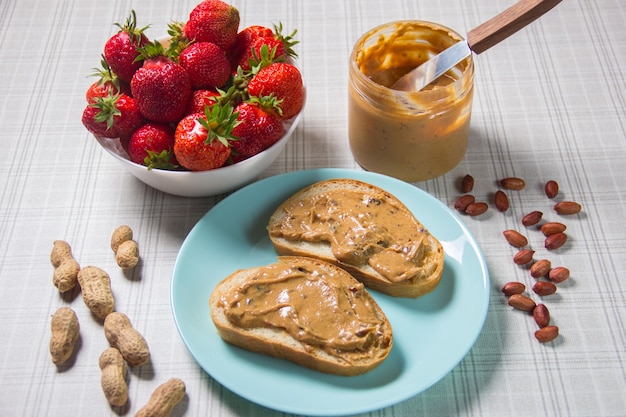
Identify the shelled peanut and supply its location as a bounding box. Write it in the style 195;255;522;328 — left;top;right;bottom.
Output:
455;175;583;344
104;312;150;367
50;240;81;293
111;225;139;269
454;175;491;216
49;307;80;364
135;378;186;417
99;347;128;407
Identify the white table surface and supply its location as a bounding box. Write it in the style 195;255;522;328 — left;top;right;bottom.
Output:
1;0;625;416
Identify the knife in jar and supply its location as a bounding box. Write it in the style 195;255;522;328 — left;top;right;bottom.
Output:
392;0;562;92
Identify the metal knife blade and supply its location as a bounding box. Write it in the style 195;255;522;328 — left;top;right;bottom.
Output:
391;0;562;92
392;40;471;92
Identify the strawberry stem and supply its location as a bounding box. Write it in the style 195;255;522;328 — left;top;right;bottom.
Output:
89;56;122;91
114;10;150;45
273;22;299;59
198;102;241;146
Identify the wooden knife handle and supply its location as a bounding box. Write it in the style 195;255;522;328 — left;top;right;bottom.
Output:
467;0;562;54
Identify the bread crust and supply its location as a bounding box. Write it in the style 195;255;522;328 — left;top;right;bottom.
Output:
209;256;393;376
267;179;444;298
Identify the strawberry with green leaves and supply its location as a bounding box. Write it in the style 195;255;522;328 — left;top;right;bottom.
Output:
186;89;220;115
178;41;231;89
81;91;145;139
131;41;192;123
231;100;284;159
229;23;298;71
103;10;150;83
128;123;178;169
248;62;304;120
174;102;239;171
228;25;274;70
184;0;240;50
86;58;131;103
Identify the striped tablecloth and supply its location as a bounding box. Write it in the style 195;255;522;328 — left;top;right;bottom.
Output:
0;0;624;416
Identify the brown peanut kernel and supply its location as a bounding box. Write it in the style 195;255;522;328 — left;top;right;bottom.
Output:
530;259;551;278
548;266;570;283
494;190;509;212
535;325;559;343
545;232;568;250
541;222;566;236
545;180;559;199
513;249;535;265
533;281;557;296
533;304;550;328
465;202;488;216
461;174;474;193
454;194;475;211
554;201;582;215
508;294;536;312
522;210;543;227
500;177;526;190
503;230;528;248
501;281;525;296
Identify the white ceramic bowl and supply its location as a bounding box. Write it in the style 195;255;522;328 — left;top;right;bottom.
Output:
94;107;303;197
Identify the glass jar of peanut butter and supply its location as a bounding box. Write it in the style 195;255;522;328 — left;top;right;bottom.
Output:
348;21;474;182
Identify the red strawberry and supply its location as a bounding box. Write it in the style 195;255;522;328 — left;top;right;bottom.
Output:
81;92;145;139
86;58;131;103
131;41;192;123
184;0;240;50
103;10;149;83
127;123;178;169
228;25;274;70
174;103;239;171
106;94;145;139
178;42;231;89
247;62;304;120
82;105;115;138
229;23;298;70
231;101;284;158
186;89;220;115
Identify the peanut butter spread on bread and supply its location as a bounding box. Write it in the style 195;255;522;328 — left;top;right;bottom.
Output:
267;188;436;283
219;260;390;359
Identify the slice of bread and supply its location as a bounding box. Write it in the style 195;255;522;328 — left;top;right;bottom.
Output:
267;179;444;298
209;256;392;376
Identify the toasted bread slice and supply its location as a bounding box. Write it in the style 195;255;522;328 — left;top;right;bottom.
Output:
209;256;392;376
267;179;444;298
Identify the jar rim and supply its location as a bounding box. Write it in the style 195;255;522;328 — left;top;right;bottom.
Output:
350;20;474;106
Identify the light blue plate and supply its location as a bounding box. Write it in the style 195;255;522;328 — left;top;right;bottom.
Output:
171;168;489;416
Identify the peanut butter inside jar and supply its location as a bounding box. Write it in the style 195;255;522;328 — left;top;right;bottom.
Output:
348;21;474;182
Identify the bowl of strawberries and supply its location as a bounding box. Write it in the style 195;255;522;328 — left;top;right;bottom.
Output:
82;1;305;197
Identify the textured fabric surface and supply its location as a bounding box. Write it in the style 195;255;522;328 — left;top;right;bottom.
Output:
0;0;624;416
